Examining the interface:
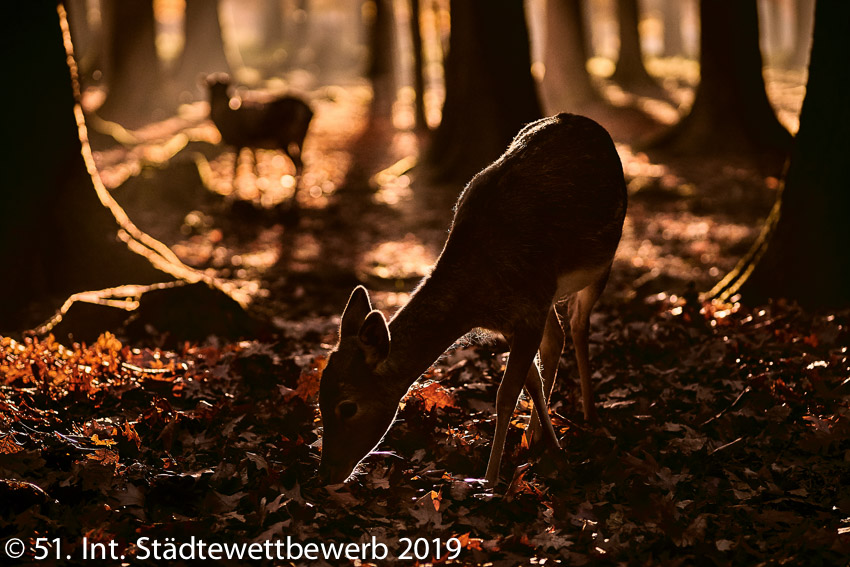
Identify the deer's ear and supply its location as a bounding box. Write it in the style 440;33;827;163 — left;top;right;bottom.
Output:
358;310;390;366
340;286;372;338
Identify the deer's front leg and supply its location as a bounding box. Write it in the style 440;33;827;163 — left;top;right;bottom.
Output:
485;327;544;484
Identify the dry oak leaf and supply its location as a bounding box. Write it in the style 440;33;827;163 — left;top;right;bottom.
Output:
290;356;327;401
410;382;457;411
123;422;142;449
455;533;485;552
0;434;24;454
430;489;442;511
87;448;120;466
91;434;117;447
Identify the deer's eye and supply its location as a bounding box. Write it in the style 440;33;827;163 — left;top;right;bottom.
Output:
336;401;358;421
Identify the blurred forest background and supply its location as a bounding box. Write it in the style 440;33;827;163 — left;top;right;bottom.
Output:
1;1;849;565
4;0;846;333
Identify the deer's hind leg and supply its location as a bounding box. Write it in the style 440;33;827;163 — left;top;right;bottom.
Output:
526;305;566;445
569;265;611;422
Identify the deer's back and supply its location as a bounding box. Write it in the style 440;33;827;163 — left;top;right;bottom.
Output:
436;113;626;330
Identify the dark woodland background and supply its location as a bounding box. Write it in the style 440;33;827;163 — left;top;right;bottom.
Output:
0;0;849;565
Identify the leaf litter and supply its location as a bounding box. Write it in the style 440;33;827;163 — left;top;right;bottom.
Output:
1;298;848;565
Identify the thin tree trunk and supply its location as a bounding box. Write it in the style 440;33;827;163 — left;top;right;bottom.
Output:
410;0;429;131
98;0;168;127
427;0;542;181
66;0;101;82
290;0;311;67
540;0;600;112
662;0;683;56
263;0;285;47
758;0;780;62
172;0;230;103
367;0;397;118
611;0;663;95
787;0;815;68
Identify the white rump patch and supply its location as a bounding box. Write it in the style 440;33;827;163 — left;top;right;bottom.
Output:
554;265;608;300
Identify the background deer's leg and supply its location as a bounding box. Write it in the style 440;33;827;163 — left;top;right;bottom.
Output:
230;146;243;195
527;305;566;443
485;323;545;484
250;148;260;180
288;146;303;177
570;266;611;422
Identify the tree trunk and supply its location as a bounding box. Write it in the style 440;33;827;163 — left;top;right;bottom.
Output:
288;0;312;67
172;0;230;103
426;0;542;181
66;0;92;55
410;0;429;131
540;0;600;112
0;2;182;330
263;0;285;47
98;0;168;127
65;0;101;83
739;1;850;307
662;0;683;56
611;0;662;94
367;0;397;118
787;0;815;68
650;0;791;168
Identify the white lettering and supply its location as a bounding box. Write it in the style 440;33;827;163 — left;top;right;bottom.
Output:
345;542;360;559
248;542;263;560
222;542;246;559
208;542;222;560
288;536;303;560
178;538;196;559
129;536;395;561
372;536;389;560
304;542;319;560
136;537;150;560
163;541;177;560
320;541;344;559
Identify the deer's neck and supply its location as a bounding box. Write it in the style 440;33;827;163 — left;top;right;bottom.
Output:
383;271;472;397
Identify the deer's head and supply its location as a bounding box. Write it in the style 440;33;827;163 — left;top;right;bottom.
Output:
318;286;397;484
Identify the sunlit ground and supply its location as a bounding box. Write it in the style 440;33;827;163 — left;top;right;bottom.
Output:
84;56;806;322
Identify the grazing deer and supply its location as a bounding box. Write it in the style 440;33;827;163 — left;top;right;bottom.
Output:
205;74;313;176
318;113;627;485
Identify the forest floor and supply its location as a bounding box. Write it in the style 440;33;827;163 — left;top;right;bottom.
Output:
2;67;849;565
